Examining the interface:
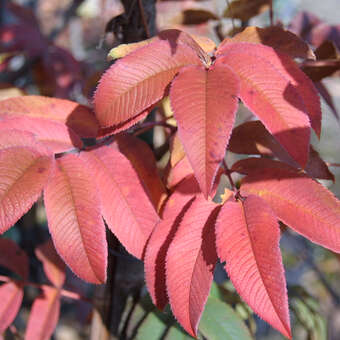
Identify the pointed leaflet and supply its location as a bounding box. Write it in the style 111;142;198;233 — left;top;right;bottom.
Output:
241;169;340;253
80;145;159;259
0;147;54;234
144;176;200;309
216;48;315;167
36;240;66;288
94;39;202;129
44;154;107;284
0;117;83;153
216;195;291;338
217;42;321;138
108;29;211;64
219;26;315;60
0;238;29;280
166;195;219;337
170;63;239;197
0;96;98;138
113;133;167;211
25;286;60;340
0;282;23;333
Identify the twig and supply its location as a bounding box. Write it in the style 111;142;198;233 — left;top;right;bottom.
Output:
269;0;274;26
223;159;236;190
137;0;150;38
327;162;340;167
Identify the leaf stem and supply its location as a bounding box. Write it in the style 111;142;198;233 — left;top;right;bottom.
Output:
137;0;151;38
223;159;236;191
269;0;274;26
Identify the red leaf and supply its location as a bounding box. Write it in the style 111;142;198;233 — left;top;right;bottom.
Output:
0;238;29;280
108;29;210;64
0;96;98;138
216;195;291;338
0;117;83;153
0;147;54;234
166;195;219;337
305;146;334;181
0;129;41;150
144;176;200;309
94;39;202;129
25;286;60;340
166;155;193;189
231;157;298;175
218;42;321;138
222;26;315;60
44;154;107;284
113;133;167;211
0;282;23;333
241;169;340;253
35;240;66;288
228;121;296;166
80;145;159;259
216;44;316;167
170;63;240;197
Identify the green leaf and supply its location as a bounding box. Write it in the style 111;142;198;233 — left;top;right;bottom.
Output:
164;325;196;340
136;309;169;340
199;297;253;340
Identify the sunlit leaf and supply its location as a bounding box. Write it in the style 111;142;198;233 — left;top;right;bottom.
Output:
170;63;239;197
80;145;159;260
241;169;340;253
95;39;202;129
44;154;107;283
166;195;219;337
216;195;291;338
0;146;54;234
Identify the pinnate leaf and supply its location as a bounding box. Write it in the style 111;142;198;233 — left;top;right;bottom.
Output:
241;169;340;253
35;240;66;288
0;95;98;138
166;195;219;337
144;177;200;309
0;146;54;234
170;63;239;197
0;282;23;333
216;195;291;338
94;39;202;129
25;286;60;340
0;238;29;280
80;145;159;259
216;44;313;167
44;154;107;283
